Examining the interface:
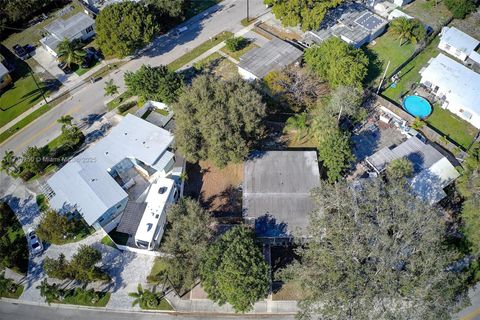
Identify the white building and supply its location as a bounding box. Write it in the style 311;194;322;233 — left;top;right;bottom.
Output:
438;27;480;62
420;54;480;128
45;114;176;232
40;13;95;57
387;9;413;21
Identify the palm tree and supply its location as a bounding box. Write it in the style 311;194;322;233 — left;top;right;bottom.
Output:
390;17;415;46
1;150;19;175
104;79;119;97
129;284;160;308
57;38;85;68
37;278;62;305
284;113;309;142
57;115;74;128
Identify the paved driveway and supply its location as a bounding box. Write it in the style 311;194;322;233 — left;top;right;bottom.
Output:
32;46;80;86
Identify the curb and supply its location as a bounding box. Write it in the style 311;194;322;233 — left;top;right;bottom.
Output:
0;298;297;316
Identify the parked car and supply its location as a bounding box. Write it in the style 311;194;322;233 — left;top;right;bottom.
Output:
58;61;72;74
81;54;94;69
27;228;43;255
85;47;103;60
13;44;29;60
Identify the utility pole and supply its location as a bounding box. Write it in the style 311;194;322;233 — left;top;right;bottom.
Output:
377;60;391;95
30;68;48;105
246;0;250;22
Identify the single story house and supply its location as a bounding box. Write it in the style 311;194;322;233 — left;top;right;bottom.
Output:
243;151;320;244
237;38;303;80
40;12;95;57
302;4;387;48
0;62;12;91
420;53;480;128
45;114;176;232
388;9;413;21
438;27;480;62
366;136;460;204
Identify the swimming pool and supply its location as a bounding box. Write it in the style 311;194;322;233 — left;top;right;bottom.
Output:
403;95;432;119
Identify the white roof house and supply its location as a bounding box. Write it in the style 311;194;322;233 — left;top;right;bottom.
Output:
46;114;174;230
438;27;480;61
366;136;460;204
40;13;95;57
388;9;413;21
420;54;480;128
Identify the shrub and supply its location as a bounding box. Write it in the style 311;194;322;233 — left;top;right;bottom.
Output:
444;0;476;19
225;36;246;52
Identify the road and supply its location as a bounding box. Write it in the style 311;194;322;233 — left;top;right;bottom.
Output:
0;301;294;320
0;0;269;156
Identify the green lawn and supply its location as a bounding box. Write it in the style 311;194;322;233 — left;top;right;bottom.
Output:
60;291;110;307
0;103;52;143
139;298;174;311
0;62;49;128
365;30;416;85
220;41;259;60
147;258;168;283
106;92;134;111
402;0;452;31
100;235;117;248
426;104;478;150
0;203;29;274
382;37;440;102
168;31;233;71
154;108;170;116
74;60;100;76
185;0;222;19
0;284;24;299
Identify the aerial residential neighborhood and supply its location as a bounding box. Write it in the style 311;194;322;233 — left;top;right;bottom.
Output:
0;0;479;319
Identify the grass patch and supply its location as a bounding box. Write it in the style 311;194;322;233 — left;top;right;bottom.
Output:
0;283;24;299
402;0;452;31
36;194;49;212
101;235;117;249
0;62;50;128
74;60;100;76
272;281;305;301
91;61;127;79
365;30;416;85
241;17;257;27
220;41;258;60
193;53;238;80
154;108;170;116
185;0;222;18
60;290;110;307
147;258;168;283
0;203;29;274
139;298;174;310
382;37;440;102
0;103;52;144
108;230;129;246
168;31;233;71
107;92;133;111
426;104;478;149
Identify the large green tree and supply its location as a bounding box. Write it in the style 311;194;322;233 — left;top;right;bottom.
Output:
264;0;344;31
155;198;214;291
145;0;187;18
326;85;363;122
20;146;49;175
304;37;369;88
124;65;183;103
444;0;476;19
172;75;266;168
57;38;85;68
456;143;480;254
318;129;353;183
285;180;469;319
390;17;426;46
95;2;157;57
200;226;270;313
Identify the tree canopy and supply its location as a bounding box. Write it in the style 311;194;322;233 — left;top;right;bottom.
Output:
304;37;369;88
124;65;183;103
444;0;476;19
95;2;157;57
57;38;85;68
284;179;469;319
172;75;266;168
390;17;426;46
158;198;214;291
264;0;344;31
200;225;270;313
145;0;187;18
387;157;414;181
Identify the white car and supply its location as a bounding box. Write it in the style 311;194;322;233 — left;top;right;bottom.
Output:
27;228;43;255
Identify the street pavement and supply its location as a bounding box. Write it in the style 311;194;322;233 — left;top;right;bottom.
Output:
0;0;269;156
0;301;295;320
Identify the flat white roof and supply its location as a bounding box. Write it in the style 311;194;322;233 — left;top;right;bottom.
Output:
134;177;175;243
420;53;480;117
440;27;479;56
48;114;173;225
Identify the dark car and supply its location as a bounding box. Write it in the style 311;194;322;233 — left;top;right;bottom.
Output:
81;54;94;69
58;61;72;74
13;44;29;60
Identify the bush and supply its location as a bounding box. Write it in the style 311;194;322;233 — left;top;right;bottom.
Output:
36;210;89;244
444;0;476;19
225;36;246;52
36;195;49;212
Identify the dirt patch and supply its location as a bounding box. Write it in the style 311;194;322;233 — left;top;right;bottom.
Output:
184;160;244;218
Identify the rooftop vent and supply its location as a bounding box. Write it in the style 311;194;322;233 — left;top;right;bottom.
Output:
158;187;167;194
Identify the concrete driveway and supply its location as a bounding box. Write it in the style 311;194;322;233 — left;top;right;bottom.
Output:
32;46;80;86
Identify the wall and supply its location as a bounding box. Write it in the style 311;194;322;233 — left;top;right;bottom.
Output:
238;66;258;81
95;197;128;231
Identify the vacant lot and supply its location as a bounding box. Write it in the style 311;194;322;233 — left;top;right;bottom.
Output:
402;0;452;31
382;37;440;102
194;52;238;80
184;160;243;216
426;104;478;150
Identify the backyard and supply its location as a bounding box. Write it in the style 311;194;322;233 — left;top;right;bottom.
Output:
0;202;29;275
426;104;478;150
365;29;416;85
382;37;440;102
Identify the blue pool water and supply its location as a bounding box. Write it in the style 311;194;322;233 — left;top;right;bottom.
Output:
403;95;432;119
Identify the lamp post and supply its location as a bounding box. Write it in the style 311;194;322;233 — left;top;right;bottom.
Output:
246;0;250;22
